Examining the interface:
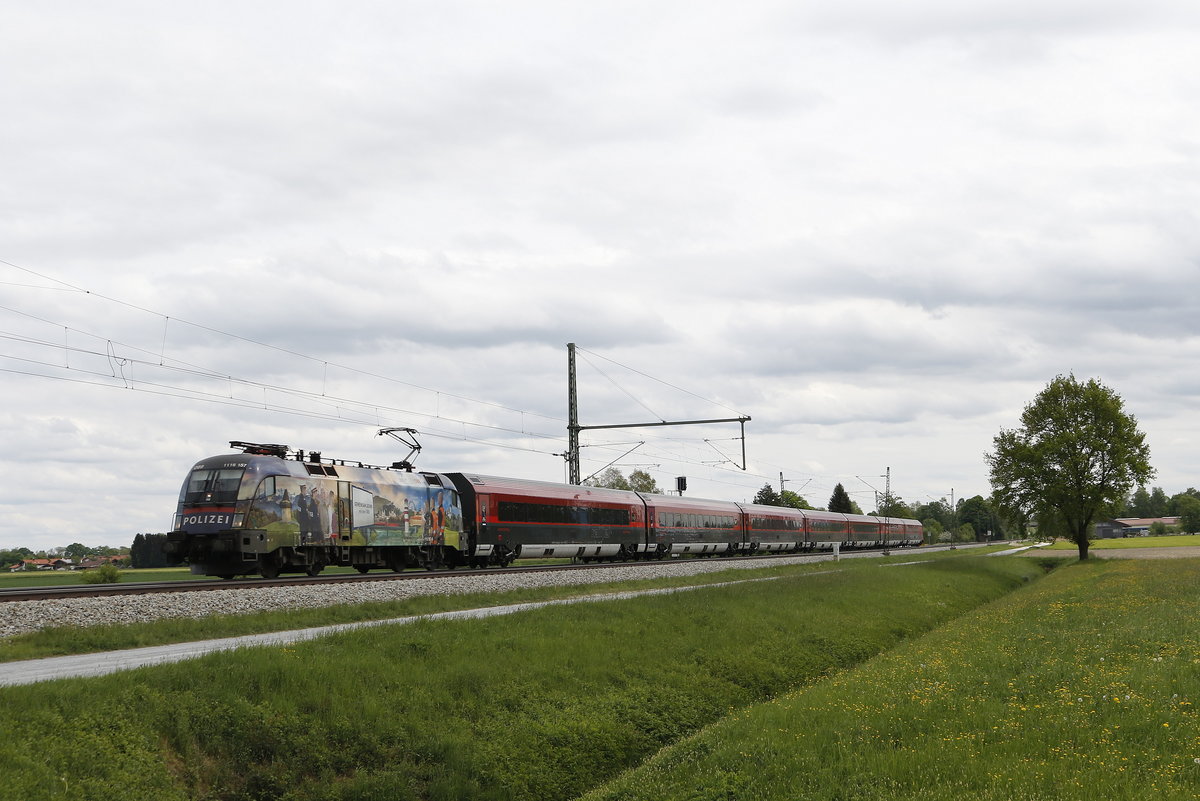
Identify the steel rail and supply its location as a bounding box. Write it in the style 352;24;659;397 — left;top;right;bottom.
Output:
0;549;891;603
0;543;984;604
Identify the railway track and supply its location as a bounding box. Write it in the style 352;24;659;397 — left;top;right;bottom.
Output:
0;561;643;602
0;547;940;603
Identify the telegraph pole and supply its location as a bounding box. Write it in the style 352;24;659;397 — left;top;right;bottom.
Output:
568;343;580;485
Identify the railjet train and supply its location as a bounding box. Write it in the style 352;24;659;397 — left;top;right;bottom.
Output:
164;441;924;579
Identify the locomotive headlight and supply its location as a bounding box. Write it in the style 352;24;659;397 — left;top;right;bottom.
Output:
232;514;245;528
173;514;183;530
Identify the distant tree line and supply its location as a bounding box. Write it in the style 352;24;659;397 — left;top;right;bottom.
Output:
3;535;188;569
130;533;185;568
746;482;1004;544
1119;486;1200;534
1;542;128;567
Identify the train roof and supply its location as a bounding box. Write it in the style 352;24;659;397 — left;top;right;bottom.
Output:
739;502;839;519
446;473;644;504
637;493;742;513
190;451;433;488
446;474;922;525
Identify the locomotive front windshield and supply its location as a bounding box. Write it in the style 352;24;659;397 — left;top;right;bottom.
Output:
184;467;244;504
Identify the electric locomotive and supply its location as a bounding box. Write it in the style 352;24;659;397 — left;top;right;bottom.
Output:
164;442;468;578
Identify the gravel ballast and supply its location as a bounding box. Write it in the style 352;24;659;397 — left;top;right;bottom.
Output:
0;553;879;638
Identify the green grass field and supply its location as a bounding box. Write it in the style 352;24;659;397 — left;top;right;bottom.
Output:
0;566;202;587
585;557;1200;800
0;553;1044;800
1044;534;1200;550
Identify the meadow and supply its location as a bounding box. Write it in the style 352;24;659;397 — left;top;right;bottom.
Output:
0;553;1042;800
1044;534;1200;550
0;566;205;588
584;557;1200;800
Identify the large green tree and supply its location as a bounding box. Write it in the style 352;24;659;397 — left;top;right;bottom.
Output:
779;490;814;510
875;493;914;519
586;467;631;491
131;533;180;568
956;495;1003;541
1126;486;1152;517
914;498;954;532
1149;487;1170;517
986;374;1153;560
64;542;91;561
1177;495;1200;534
827;483;854;514
1169;488;1200;516
627;469;661;494
1127;485;1170;517
753;484;781;506
586;467;661;493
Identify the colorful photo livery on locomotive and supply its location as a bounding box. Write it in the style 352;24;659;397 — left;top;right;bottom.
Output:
165;441;923;578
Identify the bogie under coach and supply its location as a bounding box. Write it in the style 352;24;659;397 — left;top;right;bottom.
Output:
165;442;924;578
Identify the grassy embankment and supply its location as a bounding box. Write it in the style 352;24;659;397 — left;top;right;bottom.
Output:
0;553;1043;800
0;551;1005;664
586;557;1200;800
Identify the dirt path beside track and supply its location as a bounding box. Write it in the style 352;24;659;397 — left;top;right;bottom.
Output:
1032;546;1200;559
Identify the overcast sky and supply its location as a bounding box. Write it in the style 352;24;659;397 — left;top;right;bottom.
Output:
3;1;1199;551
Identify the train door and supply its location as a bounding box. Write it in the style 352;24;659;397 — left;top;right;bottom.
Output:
336;482;352;541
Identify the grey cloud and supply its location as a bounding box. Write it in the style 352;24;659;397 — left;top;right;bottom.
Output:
785;0;1200;43
5;2;1200;549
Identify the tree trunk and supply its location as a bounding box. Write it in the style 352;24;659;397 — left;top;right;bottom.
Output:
1077;539;1090;560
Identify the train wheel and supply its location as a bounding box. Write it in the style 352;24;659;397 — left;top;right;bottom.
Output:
306;563;324;577
260;561;281;579
218;574;235;580
355;565;371;574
